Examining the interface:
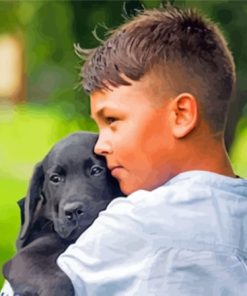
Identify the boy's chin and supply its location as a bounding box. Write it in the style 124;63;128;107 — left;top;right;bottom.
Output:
120;177;167;195
119;181;136;196
119;180;145;196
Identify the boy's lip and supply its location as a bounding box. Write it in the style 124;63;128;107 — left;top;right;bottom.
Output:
110;167;123;178
109;165;123;176
109;165;122;171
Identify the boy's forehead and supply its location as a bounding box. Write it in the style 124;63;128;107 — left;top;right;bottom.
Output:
90;89;121;119
90;79;195;120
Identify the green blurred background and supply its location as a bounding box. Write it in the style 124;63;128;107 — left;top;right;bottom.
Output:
0;0;247;286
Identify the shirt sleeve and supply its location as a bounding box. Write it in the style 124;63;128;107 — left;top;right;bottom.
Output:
0;280;14;296
57;194;152;296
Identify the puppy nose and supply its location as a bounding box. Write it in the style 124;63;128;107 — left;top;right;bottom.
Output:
63;202;84;221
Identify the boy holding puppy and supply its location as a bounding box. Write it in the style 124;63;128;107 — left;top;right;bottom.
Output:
58;6;247;296
2;5;247;296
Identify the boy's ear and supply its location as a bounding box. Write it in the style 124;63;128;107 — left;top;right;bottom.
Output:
170;93;198;138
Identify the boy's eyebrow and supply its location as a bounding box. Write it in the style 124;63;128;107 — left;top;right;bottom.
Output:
90;108;105;121
91;106;121;121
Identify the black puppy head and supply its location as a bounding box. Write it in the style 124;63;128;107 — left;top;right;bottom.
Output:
19;131;123;246
42;131;123;240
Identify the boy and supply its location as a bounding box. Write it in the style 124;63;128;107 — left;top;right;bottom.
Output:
2;5;247;296
57;6;247;296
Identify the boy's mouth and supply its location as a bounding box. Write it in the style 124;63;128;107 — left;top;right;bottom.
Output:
109;166;123;177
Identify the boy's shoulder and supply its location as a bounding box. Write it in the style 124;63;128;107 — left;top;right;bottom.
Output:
111;171;247;254
107;170;247;210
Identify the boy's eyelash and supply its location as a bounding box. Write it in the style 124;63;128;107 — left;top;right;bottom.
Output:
105;117;117;124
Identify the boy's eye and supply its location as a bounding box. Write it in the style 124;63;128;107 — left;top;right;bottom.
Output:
105;117;117;124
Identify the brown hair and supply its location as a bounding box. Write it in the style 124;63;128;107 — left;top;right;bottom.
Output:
76;6;236;132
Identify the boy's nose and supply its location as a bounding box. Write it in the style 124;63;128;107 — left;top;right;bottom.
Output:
94;135;112;156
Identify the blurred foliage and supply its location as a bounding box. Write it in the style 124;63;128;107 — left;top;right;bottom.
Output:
0;0;247;287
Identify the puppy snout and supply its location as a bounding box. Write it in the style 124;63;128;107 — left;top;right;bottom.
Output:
63;202;84;221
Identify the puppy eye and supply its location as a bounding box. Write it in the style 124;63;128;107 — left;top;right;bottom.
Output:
90;165;105;176
49;174;62;183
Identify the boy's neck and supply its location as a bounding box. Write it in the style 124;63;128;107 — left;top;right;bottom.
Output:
175;136;235;178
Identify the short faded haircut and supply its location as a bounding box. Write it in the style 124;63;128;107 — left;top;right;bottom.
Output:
76;7;236;132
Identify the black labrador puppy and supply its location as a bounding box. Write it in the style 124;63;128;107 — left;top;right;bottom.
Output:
2;131;123;296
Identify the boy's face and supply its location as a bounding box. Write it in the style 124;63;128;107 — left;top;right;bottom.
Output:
90;76;176;195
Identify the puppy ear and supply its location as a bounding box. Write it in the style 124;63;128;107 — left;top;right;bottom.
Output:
19;162;44;241
17;197;25;226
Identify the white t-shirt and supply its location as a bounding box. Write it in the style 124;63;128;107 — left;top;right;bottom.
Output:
1;280;14;296
57;171;247;295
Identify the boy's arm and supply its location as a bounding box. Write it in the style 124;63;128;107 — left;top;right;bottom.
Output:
57;195;150;296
